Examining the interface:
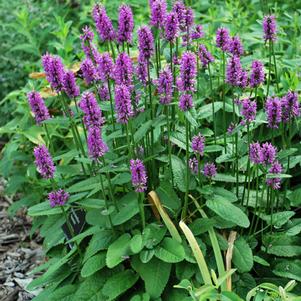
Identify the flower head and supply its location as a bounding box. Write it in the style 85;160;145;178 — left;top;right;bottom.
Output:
228;36;244;56
281;91;300;122
226;55;242;86
150;0;167;28
263;15;277;42
249;142;264;164
155;67;173;104
179;94;193;111
261;142;277;165
62;71;80;98
164;12;179;42
114;84;133;124
240;98;257;123
81;58;97;85
265;97;282;128
136;54;148;86
237;68;249;89
266;160;282;190
189;157;198;174
191;24;204;40
172;1;186;30
34;145;55;179
27;91;50;124
203;162;217;178
137;26;154;61
114;52;133;88
198;44;214;68
92;4;115;42
130;159;148;192
98;85;109;101
216;27;230;52
80;26;95;58
97;52;114;81
177;51;197;92
48;189;69;207
191;133;205;156
117;4;134;44
250;60;265;88
79;92;105;128
87;127;108;159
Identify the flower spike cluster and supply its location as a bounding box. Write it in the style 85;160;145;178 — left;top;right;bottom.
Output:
130;159;148;192
34;145;56;179
27;91;50;124
48;189;69;207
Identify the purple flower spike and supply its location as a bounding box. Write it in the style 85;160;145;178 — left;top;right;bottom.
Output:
114;52;134;88
136;54;148;86
117;4;134;44
130;159;148;192
191;133;205;156
114;84;133;124
249;142;264;164
237;68;249;89
241;98;257;123
281;91;300;122
137;26;155;61
92;4;115;42
189;157;198;175
79;92;104;129
48;189;69;207
150;0;167;28
198;44;214;68
81;58;97;85
172;1;186;29
216;27;230;52
42;54;65;91
80;26;95;58
263;15;277;42
250;60;265;88
203;162;217;178
229;36;244;56
226;55;242;86
155;67;173;105
265;97;282;128
62;71;80;98
179;94;193;111
34;145;55;179
177;51;197;92
98;85;110;101
87;127;108;159
27;91;50;124
191;24;205;40
261;142;277;165
98;52;114;81
266;160;282;190
164;12;179;42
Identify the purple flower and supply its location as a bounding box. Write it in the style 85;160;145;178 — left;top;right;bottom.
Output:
81;58;97;85
92;4;115;42
191;133;205;156
155;67;173;104
216;27;230;52
177;51;197;92
250;60;265;88
97;52;114;81
117;4;134;44
227;122;235;134
136;54;148;86
150;0;167;28
137;26;154;61
203;162;217;178
27;91;50;124
182;7;194;31
189;157;198;174
80;26;95;58
172;1;186;30
34;145;55;179
130;159;148;192
114;84;133;124
114;52;133;88
261;142;277;165
237;68;249;89
191;24;205;40
228;36;244;56
164;12;179;42
266;160;282;190
240;98;257;123
226;55;242;86
265;97;282;128
98;85;109;101
198;44;214;68
179;94;193;111
79;92;105;128
48;189;69;207
42;54;65;91
62;71;80;98
263;15;277;42
249;142;264;164
281;91;300;122
87;126;108;159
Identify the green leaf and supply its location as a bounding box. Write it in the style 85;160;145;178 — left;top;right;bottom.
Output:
171;155;186;192
198;102;223;119
130;234;144;254
189;218;216;235
134;120;152;142
155;237;185;263
142;223;166;249
206;198;250;228
131;256;171;299
28;201;61;216
288;188;301;206
212;187;237;203
81;252;106;278
273;260;301;281
214;173;245;183
102;270;139;300
253;256;270;267
259;211;295;227
286;219;301;236
233;237;253;272
156;181;181;212
106;233;132;268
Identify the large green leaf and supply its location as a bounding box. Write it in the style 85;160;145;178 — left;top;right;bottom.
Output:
206;198;250;228
81;252;106;278
102;270;139;300
259;211;295;227
155;237;185;263
131;256;171;299
106;233;132;268
171;155;186;192
273;260;301;281
233;237;253;272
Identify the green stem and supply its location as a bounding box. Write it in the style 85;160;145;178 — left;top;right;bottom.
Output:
182;117;190;219
107;79;116;132
266;40;272;97
271;42;279;93
167;106;174;186
246;123;251;208
208;64;216;144
222;51;227;151
138;193;145;230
